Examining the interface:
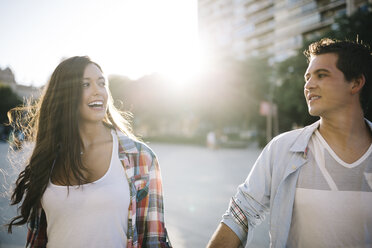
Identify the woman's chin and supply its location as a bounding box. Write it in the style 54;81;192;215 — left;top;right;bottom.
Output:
79;115;106;124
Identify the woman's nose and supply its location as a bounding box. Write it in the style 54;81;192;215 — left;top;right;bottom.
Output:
91;82;101;95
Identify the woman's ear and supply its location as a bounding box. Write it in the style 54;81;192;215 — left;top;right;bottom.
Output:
351;74;365;95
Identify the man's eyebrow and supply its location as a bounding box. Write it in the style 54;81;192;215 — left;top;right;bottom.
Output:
304;69;330;79
314;69;330;74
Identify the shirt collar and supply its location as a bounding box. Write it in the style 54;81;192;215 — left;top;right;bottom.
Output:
366;119;372;130
290;118;372;154
115;129;139;154
289;120;320;154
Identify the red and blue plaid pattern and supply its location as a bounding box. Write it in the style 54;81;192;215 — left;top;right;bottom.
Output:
229;197;249;233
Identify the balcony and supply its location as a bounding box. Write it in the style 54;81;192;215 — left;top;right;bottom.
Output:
301;17;334;33
247;6;275;25
317;0;346;13
244;20;275;39
245;0;274;16
246;33;275;50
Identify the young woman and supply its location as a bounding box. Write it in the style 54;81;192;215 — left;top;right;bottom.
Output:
7;56;171;248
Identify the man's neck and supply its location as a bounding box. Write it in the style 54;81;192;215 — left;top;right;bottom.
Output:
318;111;372;163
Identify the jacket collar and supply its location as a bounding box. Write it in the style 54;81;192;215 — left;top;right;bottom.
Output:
115;129;139;154
290;119;372;154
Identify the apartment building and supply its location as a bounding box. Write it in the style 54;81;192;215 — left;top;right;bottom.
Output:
198;0;371;62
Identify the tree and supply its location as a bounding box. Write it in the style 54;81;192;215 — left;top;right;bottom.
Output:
0;83;22;124
0;83;22;140
324;5;372;44
274;55;318;132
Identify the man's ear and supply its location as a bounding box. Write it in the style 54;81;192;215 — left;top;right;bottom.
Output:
351;74;365;95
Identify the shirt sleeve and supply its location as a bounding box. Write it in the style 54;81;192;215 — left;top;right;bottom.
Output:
222;142;272;247
140;153;172;248
26;208;47;248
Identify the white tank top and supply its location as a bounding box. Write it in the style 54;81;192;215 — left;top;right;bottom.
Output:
41;130;130;248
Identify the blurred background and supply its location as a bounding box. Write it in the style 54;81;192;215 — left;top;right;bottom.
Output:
1;0;372;247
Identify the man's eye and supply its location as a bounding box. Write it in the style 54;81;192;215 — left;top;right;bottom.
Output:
318;74;326;78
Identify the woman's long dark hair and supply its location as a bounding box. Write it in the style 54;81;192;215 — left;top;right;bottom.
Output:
7;56;135;232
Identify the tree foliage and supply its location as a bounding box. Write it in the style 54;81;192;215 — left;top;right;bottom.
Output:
273;53;319;132
0;83;22;125
325;6;372;44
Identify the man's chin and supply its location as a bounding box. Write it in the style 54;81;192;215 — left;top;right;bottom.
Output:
308;108;320;117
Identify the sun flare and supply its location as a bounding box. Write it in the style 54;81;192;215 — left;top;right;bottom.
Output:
88;0;203;88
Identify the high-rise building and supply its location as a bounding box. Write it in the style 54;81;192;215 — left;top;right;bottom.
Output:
198;0;371;62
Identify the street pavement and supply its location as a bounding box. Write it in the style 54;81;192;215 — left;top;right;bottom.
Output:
0;142;269;248
0;142;27;248
153;142;270;248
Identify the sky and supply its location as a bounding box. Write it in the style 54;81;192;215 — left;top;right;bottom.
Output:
0;0;202;87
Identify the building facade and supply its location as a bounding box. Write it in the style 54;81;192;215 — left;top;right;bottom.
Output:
198;0;371;62
0;67;41;101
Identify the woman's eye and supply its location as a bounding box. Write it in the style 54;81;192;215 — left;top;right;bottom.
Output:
99;81;106;86
82;82;89;87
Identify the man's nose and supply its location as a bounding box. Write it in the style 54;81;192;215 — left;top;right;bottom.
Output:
304;77;316;90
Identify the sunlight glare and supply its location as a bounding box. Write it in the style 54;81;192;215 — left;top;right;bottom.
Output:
95;0;203;88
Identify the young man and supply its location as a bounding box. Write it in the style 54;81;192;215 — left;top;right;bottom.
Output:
207;38;372;247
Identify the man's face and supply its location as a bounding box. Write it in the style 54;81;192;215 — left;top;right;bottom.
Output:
304;53;353;118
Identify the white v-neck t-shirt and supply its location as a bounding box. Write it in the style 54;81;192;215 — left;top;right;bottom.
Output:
288;130;372;247
41;130;130;248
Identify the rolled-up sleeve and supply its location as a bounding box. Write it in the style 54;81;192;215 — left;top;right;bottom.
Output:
222;142;273;247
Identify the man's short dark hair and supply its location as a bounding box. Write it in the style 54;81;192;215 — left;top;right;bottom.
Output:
304;38;372;118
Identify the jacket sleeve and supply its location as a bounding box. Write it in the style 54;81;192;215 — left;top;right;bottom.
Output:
139;152;171;248
26;208;47;248
221;140;273;247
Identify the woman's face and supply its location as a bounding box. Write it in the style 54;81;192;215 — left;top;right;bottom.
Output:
79;63;108;123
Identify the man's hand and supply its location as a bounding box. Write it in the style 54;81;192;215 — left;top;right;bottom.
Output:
207;223;242;248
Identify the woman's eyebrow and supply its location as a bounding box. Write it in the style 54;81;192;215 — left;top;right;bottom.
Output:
83;76;105;80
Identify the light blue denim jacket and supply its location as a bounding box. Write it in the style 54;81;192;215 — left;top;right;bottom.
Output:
222;120;372;248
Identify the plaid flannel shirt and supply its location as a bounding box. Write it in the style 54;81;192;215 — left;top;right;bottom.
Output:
25;129;171;248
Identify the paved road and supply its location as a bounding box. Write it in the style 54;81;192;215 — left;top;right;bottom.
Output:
0;142;27;248
0;142;269;248
152;142;270;248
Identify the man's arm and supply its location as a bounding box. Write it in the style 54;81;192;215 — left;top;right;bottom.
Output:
207;136;275;248
207;223;242;248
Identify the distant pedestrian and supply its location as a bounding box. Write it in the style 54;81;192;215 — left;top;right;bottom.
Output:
7;56;171;248
207;131;218;149
207;38;372;247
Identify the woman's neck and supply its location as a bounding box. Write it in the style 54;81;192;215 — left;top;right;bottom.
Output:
79;121;111;149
